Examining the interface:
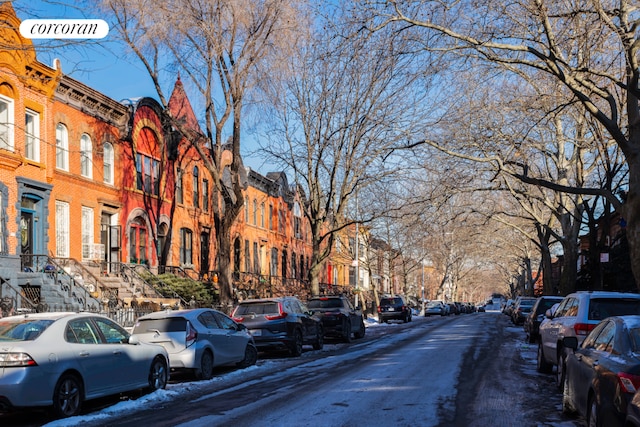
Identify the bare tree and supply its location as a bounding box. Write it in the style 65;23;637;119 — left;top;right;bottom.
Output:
259;3;431;296
102;0;306;305
363;0;640;287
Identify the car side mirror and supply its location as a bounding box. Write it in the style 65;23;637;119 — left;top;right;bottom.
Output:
128;335;140;345
237;323;247;331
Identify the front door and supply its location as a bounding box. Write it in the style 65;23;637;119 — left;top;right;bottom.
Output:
20;211;33;267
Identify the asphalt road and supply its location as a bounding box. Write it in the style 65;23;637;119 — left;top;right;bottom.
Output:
1;311;584;427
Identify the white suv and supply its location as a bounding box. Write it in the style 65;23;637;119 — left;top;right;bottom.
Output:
537;291;640;389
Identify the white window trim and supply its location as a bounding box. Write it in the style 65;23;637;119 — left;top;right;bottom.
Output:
0;95;14;152
55;201;70;257
103;142;114;185
25;109;39;161
81;206;94;260
56;123;69;171
80;133;93;178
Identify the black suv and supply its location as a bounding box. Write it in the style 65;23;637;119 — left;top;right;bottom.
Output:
307;295;366;342
378;295;412;323
231;296;323;357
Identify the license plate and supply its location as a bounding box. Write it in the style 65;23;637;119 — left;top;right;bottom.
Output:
388;308;395;311
250;329;262;336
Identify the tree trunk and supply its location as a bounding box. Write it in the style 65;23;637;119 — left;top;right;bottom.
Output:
624;159;640;289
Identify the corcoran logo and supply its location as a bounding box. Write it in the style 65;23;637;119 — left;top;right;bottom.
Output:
20;19;109;39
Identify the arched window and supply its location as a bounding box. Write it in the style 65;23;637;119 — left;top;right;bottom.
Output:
80;134;92;178
253;199;257;225
103;142;114;184
55;123;68;170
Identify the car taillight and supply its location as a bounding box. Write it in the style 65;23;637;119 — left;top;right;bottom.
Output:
574;323;595;336
230;307;243;323
618;372;640;394
0;353;37;367
377;306;382;313
185;322;197;347
265;302;288;320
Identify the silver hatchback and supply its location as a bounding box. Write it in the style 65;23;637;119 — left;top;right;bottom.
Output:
132;308;257;380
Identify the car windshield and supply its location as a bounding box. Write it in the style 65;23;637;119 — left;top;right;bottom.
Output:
588;299;640;320
426;302;441;307
234;302;280;316
307;299;343;309
519;300;536;307
0;319;54;341
132;317;187;333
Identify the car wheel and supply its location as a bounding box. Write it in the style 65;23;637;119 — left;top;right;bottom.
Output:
237;344;258;368
289;329;303;357
313;325;324;350
536;341;553;374
587;394;601;427
561;371;577;416
52;373;83;418
343;320;352;343
148;356;168;391
195;350;214;380
354;319;365;339
556;348;566;389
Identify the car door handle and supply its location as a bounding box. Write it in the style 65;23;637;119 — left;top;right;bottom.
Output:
79;351;90;357
112;350;122;355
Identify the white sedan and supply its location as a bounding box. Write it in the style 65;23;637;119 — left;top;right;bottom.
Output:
0;312;169;418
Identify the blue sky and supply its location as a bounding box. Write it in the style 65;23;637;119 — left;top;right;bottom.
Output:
13;1;160;102
10;0;271;172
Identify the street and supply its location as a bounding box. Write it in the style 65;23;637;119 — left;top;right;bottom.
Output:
2;311;583;427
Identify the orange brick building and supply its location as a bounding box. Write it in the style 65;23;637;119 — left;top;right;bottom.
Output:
0;3;316;305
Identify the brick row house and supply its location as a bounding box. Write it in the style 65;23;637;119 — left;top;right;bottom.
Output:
0;3;314;317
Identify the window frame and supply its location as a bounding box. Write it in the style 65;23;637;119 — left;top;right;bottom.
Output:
25;109;39;161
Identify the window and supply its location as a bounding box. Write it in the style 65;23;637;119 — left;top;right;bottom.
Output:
244;239;251;273
271;248;278;276
202;179;209;212
81;207;94;260
244;196;249;222
80;134;92;178
25;109;39;161
180;228;193;265
269;204;273;230
293;201;302;239
0;95;14;151
55;201;70;257
103;142;114;184
176;168;183;204
253;199;257;225
260;202;265;228
135;153;160;196
193;166;199;208
253;241;259;273
56;123;68;170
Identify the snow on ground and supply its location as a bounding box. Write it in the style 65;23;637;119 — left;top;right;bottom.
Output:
43;311;580;427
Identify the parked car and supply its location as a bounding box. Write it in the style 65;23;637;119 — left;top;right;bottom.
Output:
231;296;323;356
502;299;515;317
132;308;257;380
511;297;537;325
424;300;447;317
524;296;564;343
537;291;640;390
562;316;640;427
626;388;640;427
0;312;168;418
378;295;413;323
307;295;365;342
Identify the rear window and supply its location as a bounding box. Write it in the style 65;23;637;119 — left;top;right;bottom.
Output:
132;317;187;333
519;300;536;307
0;319;53;341
234;302;280;316
307;299;343;309
588;298;640;321
381;298;402;306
